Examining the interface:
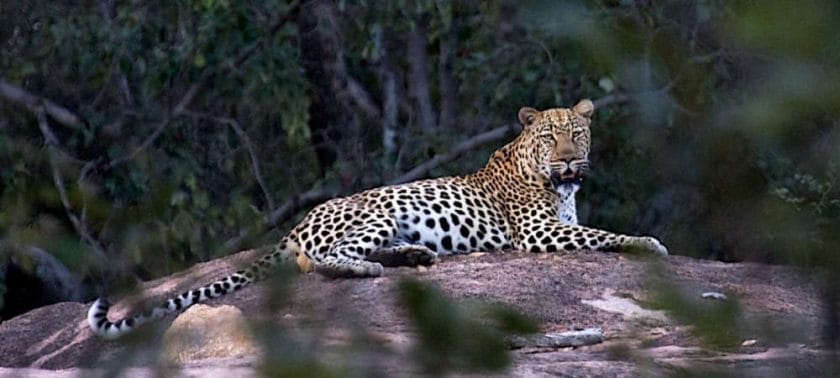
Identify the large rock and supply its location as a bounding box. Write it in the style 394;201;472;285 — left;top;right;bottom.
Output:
0;249;832;376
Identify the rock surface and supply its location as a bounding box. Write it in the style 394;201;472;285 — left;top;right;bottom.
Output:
0;249;834;376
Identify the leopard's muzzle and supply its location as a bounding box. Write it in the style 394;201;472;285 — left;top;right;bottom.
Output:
550;171;583;194
549;159;589;191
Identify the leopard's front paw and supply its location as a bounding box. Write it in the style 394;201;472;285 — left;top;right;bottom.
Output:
637;236;668;256
315;260;384;278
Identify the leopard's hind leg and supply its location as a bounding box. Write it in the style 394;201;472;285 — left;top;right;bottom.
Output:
313;212;397;278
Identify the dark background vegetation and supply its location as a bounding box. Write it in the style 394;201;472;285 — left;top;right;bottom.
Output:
1;0;838;368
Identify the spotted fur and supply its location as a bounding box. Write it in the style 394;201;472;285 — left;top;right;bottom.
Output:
88;99;667;339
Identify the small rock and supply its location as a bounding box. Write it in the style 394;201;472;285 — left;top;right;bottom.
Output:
416;265;428;272
650;327;670;336
509;328;604;349
741;339;757;347
702;292;727;300
163;304;259;363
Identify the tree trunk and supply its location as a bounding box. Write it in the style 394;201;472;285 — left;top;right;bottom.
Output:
296;0;359;174
407;15;436;131
438;17;457;130
375;27;399;160
97;0;134;108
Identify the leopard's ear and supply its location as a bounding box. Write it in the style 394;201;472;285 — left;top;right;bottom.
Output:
518;107;539;127
572;99;594;118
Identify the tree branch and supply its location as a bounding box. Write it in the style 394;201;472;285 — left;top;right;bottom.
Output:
35;108;108;262
345;77;381;119
265;187;338;226
0;79;84;130
220;186;338;253
106;67;213;170
593;93;630;109
183;111;277;216
387;123;519;185
18;245;85;302
105;116;172;169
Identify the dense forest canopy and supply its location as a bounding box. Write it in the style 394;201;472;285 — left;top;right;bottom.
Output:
0;0;838;327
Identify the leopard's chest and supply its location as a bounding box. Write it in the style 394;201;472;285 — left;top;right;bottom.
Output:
555;183;580;225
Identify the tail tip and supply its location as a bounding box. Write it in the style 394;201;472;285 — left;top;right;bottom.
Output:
87;297;119;339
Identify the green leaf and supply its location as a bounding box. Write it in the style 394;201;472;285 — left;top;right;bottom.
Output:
193;52;207;68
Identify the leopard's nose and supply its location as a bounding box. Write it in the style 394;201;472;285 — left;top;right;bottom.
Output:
560;167;575;180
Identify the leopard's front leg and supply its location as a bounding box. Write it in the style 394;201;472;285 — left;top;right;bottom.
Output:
516;222;668;256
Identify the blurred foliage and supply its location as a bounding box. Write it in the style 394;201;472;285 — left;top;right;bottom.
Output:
89;270;538;376
398;278;537;375
648;264;743;347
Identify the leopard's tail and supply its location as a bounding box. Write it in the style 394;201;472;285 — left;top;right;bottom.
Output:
88;241;302;340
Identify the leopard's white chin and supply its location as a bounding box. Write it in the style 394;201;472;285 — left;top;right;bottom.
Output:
554;182;581;198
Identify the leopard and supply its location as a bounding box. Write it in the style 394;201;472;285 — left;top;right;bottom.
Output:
88;99;667;339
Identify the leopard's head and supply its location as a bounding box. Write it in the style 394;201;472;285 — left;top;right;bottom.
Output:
517;99;594;193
